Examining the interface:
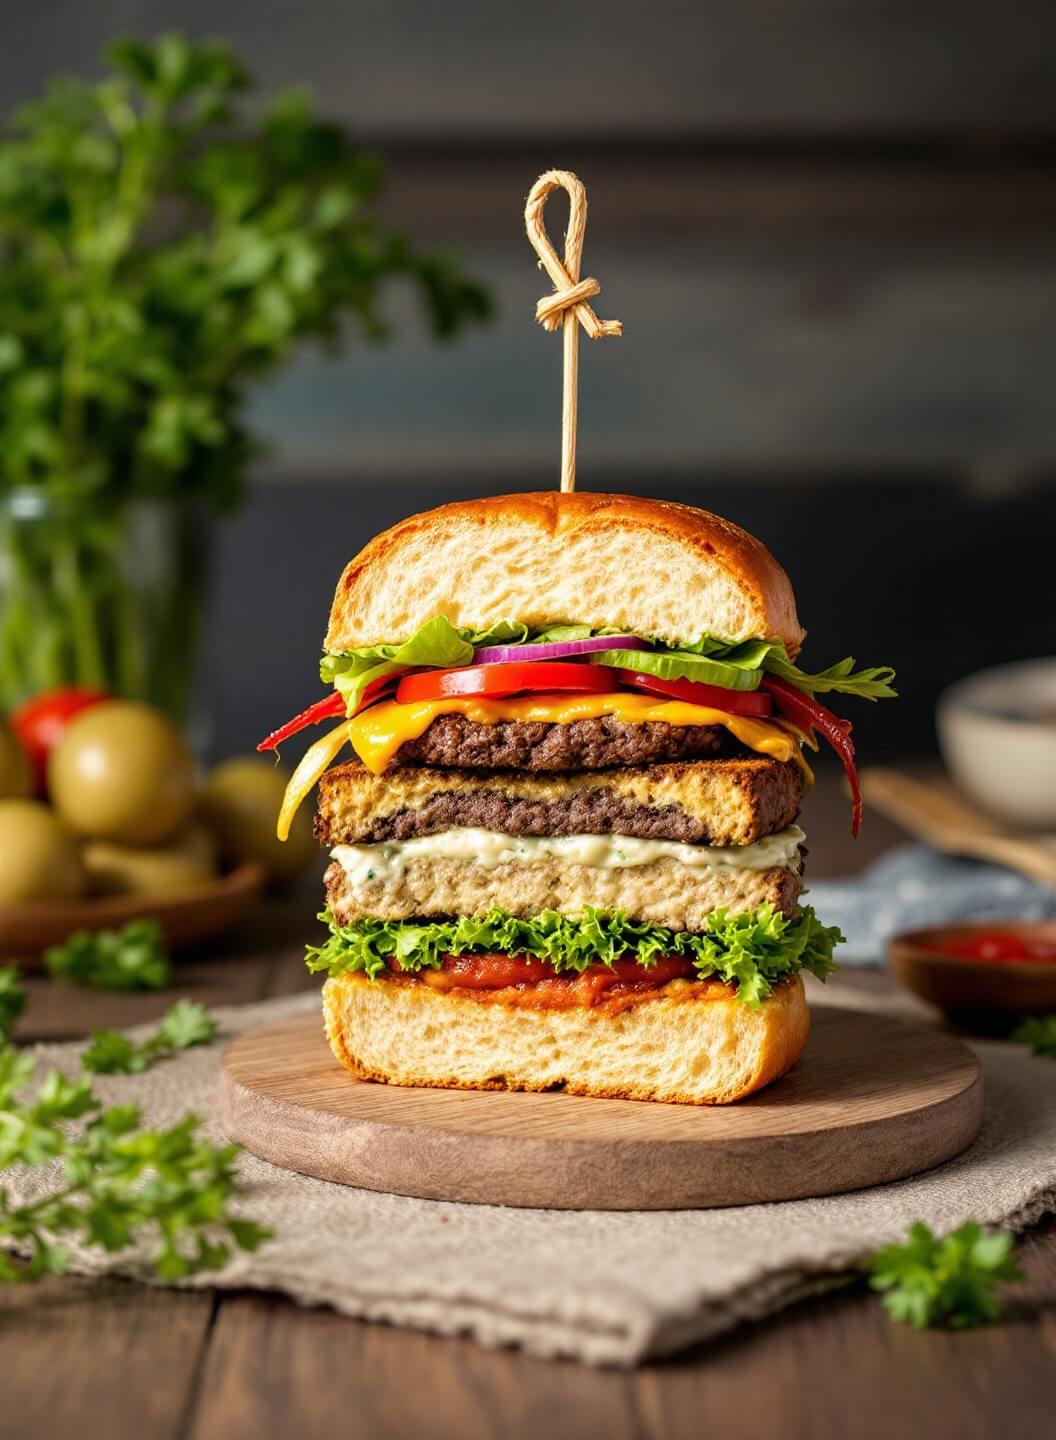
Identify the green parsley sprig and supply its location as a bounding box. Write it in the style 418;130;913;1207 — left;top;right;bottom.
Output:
1012;1014;1056;1060
81;1000;218;1075
45;920;171;991
0;965;27;1042
868;1221;1024;1329
0;1043;269;1282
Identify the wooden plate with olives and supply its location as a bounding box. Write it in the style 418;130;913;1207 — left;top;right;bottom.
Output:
1;696;315;966
0;862;266;967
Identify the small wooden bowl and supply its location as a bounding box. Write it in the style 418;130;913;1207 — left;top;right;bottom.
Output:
890;920;1056;1025
0;863;266;969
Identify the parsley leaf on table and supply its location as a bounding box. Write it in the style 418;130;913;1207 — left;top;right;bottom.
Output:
1012;1015;1056;1060
0;1040;269;1282
44;921;171;991
0;966;27;1042
82;1000;218;1075
154;1000;217;1051
0;969;267;1284
868;1221;1024;1329
80;1030;146;1075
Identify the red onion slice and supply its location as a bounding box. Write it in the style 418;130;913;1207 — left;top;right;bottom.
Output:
473;635;650;665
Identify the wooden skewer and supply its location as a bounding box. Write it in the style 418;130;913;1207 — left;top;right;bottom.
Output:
524;170;622;493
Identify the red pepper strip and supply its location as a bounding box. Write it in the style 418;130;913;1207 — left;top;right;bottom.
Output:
257;672;406;753
762;676;862;837
257;692;345;752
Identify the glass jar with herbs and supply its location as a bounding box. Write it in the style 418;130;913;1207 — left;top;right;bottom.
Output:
0;34;489;722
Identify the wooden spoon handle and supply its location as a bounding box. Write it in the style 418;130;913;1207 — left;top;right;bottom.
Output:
861;768;1056;885
862;769;994;838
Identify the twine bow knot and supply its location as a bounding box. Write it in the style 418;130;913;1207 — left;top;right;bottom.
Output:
524;169;622;490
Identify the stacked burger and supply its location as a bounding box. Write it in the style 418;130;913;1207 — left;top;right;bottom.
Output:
266;493;894;1103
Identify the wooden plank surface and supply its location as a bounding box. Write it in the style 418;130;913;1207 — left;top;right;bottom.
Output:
5;2;1056;138
4;1220;1052;1440
0;1277;215;1440
185;1218;1056;1440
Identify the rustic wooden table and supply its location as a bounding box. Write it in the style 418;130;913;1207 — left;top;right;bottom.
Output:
3;771;1055;1440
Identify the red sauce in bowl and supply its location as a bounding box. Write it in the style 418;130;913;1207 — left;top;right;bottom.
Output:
919;932;1056;966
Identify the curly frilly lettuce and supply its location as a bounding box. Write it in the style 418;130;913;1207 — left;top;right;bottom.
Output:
306;903;843;1008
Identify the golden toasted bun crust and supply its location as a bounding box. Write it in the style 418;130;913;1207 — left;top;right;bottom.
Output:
322;971;809;1105
325;492;804;655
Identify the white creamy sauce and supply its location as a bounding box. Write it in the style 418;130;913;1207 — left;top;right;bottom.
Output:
331;825;805;887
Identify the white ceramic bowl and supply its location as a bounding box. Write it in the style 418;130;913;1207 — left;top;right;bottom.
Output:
937;658;1056;829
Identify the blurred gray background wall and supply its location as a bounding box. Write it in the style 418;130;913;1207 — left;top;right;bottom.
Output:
4;2;1055;757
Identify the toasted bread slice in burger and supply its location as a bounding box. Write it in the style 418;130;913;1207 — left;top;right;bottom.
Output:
321;971;809;1106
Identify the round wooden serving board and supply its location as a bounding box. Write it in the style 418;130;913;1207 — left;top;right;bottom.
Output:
219;1007;983;1210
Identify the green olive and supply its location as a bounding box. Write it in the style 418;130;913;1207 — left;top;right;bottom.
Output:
83;823;218;898
199;757;316;884
0;721;32;800
48;701;195;845
0;799;84;904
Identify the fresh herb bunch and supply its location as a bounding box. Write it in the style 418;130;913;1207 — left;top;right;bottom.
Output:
1012;1014;1056;1060
0;32;489;505
868;1221;1024;1329
45;919;171;991
0;34;489;708
81;999;217;1074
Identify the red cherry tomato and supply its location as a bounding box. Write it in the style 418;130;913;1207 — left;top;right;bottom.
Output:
11;686;108;795
618;670;773;717
396;661;617;705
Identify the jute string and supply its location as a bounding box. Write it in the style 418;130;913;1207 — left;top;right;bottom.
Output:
524;170;622;493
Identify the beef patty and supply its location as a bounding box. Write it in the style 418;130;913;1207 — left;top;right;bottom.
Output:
315;757;804;849
395;713;727;771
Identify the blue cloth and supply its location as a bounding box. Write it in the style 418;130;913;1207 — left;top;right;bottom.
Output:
808;845;1056;966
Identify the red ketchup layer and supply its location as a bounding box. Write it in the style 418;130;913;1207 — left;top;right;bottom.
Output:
388;953;709;1009
919;932;1056;966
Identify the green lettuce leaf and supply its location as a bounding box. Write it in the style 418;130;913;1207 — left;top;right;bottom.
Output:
597;636;895;700
320;616;474;713
306;903;842;1008
320;616;895;711
589;648;763;691
753;649;898;700
319;617;540;713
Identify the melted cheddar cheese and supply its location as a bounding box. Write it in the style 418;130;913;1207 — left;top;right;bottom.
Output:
347;693;797;774
276;692;807;840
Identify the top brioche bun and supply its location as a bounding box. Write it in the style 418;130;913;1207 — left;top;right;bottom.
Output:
325;492;805;656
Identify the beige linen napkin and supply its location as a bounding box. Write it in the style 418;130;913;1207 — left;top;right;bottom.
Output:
6;989;1056;1367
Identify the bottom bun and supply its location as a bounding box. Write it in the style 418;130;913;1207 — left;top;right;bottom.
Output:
321;972;809;1105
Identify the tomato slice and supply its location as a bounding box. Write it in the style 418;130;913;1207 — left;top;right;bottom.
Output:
763;676;862;837
396;661;616;704
618;670;773;716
